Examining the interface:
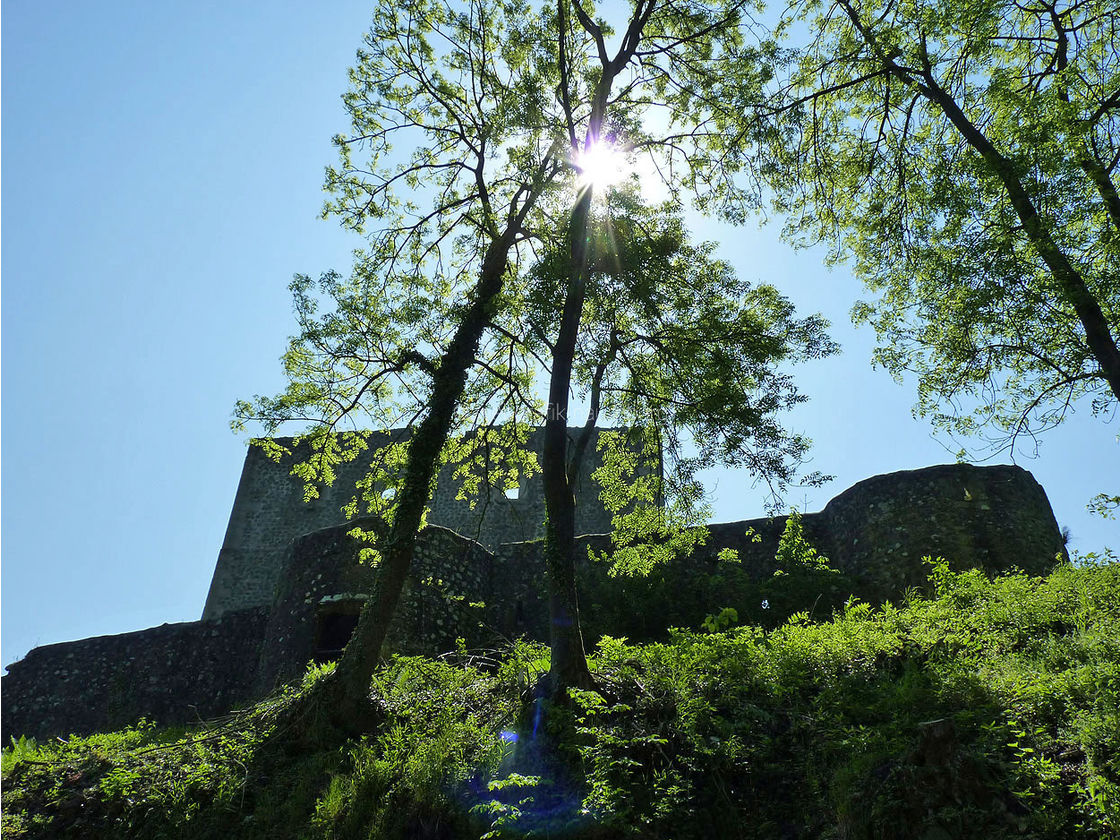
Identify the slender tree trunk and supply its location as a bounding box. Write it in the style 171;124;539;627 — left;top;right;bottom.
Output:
541;189;595;694
836;0;1120;404
329;226;523;729
917;73;1120;404
539;0;656;696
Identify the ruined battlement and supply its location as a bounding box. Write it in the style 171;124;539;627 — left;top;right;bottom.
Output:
2;446;1065;740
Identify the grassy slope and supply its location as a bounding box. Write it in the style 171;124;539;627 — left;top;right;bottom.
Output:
3;559;1118;839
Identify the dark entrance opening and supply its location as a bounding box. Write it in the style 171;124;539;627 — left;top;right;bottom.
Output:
314;601;363;663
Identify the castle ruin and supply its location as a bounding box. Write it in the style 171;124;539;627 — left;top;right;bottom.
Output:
203;427;615;620
2;429;1066;740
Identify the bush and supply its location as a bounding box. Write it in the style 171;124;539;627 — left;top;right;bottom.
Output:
4;561;1118;839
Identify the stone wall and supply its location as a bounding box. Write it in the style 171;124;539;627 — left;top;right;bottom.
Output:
576;465;1064;638
253;462;1066;678
1;609;268;741
255;523;557;693
816;463;1065;598
202;428;616;620
3;462;1065;740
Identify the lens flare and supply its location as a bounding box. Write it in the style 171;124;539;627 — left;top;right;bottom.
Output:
574;140;629;190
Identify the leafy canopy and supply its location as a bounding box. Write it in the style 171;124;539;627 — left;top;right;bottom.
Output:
505;188;836;573
235;0;834;544
762;0;1120;452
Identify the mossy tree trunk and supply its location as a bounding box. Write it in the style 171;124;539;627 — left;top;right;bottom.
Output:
331;222;534;730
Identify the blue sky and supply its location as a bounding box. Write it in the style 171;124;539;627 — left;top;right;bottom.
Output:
3;2;1116;669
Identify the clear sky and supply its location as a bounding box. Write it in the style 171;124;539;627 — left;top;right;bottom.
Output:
3;2;1116;670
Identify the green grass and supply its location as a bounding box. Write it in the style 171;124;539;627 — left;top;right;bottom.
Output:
4;559;1118;839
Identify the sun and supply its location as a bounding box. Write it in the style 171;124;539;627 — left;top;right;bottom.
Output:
574;140;630;191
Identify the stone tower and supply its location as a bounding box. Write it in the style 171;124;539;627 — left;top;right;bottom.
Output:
201;427;619;619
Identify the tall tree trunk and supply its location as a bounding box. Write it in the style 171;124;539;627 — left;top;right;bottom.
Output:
540;0;656;696
329;225;523;730
541;189;596;695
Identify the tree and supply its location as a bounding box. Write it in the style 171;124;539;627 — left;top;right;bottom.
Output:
526;0;804;693
237;0;568;726
238;0;820;719
515;191;836;688
758;0;1119;451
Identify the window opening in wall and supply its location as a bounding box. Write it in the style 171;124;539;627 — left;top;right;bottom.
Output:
314;601;363;663
504;484;520;501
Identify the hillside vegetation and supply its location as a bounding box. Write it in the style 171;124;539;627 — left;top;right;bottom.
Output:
3;557;1118;839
